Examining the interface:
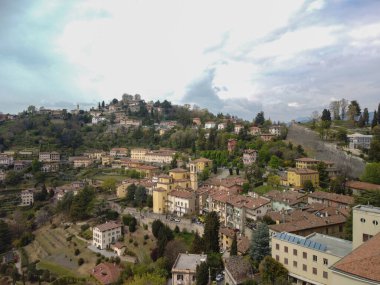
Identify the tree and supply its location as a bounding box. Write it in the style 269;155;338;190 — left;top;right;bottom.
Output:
378;102;380;125
268;155;282;169
135;186;147;207
152;220;164;239
267;174;281;188
329;100;341;120
129;217;137;232
303;180;315;192
315;162;329;189
254;111;265;126
102;178;116;192
340;98;349;120
259;256;289;285
129;273;166;285
363;108;369;125
360;163;380;184
250;223;270;263
203;211;220;253
0;220;11;253
191;231;204;254
347;100;361;121
369;126;380;162
230;233;238;256
329;176;346;194
69;187;95;221
196;262;209;285
164;240;187;268
5;171;23;185
126;184;137;203
372;110;378;128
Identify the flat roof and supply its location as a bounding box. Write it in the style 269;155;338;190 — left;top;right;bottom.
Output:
353;205;380;214
172;253;207;272
274;232;352;258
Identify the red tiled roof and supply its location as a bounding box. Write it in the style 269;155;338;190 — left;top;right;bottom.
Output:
309;191;354;205
95;221;122;232
346;181;380;192
333;233;380;283
168;190;194;199
91;263;122;285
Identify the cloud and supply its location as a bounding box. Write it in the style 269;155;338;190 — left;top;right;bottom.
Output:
0;0;380;122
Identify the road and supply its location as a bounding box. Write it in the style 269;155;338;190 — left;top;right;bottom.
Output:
123;207;204;234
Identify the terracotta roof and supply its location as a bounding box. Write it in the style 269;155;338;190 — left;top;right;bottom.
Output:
269;214;347;234
220;227;236;238
333;233;380;283
227;195;270;210
237;236;250;255
264;190;307;206
95;221;122;232
91;262;122;285
168;190;194;199
346;181;380;192
309;191;354;205
225;256;253;284
153;187;167;193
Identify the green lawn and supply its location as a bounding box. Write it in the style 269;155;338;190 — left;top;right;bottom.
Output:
175;232;195;249
253;185;274;195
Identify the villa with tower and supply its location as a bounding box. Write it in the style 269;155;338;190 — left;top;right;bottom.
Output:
152;161;199;216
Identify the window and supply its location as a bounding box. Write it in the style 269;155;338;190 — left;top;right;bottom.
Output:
323;271;328;279
373;220;379;226
293;249;298;256
313;255;318;262
293;261;297;268
177;275;183;280
303;264;307;272
192;275;196;281
313;268;317;275
323;258;328;265
284;258;288;265
339;225;343;232
363;233;373;242
361;218;366;223
303;252;307;259
276;244;280;250
284;246;288;253
276;255;279;261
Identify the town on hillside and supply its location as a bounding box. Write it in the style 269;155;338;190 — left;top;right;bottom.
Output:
1;95;380;285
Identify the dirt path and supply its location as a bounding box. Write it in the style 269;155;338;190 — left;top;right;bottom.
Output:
287;123;366;178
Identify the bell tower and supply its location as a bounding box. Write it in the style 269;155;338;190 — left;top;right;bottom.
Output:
190;162;198;191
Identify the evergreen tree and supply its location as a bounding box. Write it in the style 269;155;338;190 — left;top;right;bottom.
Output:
196;262;209;285
372;110;378;128
315;162;329;189
152;220;164;239
126;184;136;203
191;231;204;254
303;180;315;192
203;211;220;253
250;223;270;263
363;108;369;125
254;111;265;126
230;233;238;256
0;220;11;253
378;103;380;124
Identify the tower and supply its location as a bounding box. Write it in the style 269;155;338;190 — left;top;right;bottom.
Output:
190;162;198;191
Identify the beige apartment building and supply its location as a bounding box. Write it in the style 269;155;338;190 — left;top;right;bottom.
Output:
171;253;207;285
351;205;380;250
167;190;196;217
272;232;352;285
93;221;122;250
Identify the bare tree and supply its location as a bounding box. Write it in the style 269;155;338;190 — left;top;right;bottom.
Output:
329;101;341;120
340;99;349;120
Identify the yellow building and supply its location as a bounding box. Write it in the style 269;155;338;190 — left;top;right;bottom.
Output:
272;232;352;285
191;158;213;172
153;188;168;214
130;148;148;161
295;157;320;169
101;155;114;166
287;168;319;188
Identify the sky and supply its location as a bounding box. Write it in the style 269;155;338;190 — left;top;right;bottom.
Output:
0;0;380;121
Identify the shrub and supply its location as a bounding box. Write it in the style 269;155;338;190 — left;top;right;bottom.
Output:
74;249;80;256
182;227;188;234
144;234;149;240
129;238;133;243
80;224;90;231
143;224;148;230
174;226;180;234
78;258;84;266
133;241;138;247
96;258;101;265
50;224;57;229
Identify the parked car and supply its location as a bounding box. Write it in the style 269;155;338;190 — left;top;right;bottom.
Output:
215;274;224;282
174;218;181;223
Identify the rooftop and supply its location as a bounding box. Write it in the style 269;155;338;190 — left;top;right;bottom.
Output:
353;205;380;215
169;190;194;199
346;180;380;192
91;262;122;285
225;256;253;284
309;191;355;205
332;232;380;283
172;253;207;272
273;232;352;257
95;221;122;232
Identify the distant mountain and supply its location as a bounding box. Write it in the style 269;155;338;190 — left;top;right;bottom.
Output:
293;116;311;123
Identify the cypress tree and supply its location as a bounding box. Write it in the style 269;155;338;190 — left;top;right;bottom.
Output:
250;223;270;263
203;211;220;253
230;233;238;256
372;111;378;128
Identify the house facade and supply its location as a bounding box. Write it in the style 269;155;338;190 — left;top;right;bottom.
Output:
93;221;122;249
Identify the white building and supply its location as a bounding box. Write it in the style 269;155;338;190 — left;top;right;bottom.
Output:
0;170;6;181
172;253;207;285
38;152;60;163
93;221;123;250
0;154;14;166
234;124;243;134
204;121;216;129
92;116;107;125
218;123;226;130
20;189;34;206
269;125;282;136
347;133;373;149
167;190;196;217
